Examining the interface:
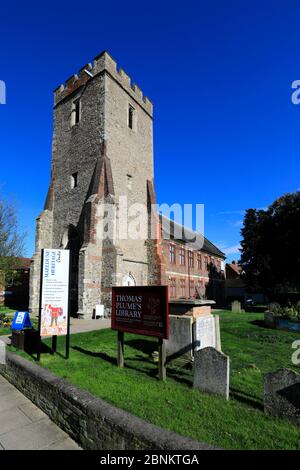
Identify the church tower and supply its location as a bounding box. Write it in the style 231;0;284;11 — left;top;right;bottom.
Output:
30;51;164;317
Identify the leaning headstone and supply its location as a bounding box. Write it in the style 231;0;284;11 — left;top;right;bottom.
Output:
264;368;300;425
231;300;241;313
193;314;221;351
193;347;230;400
165;315;193;359
264;311;276;328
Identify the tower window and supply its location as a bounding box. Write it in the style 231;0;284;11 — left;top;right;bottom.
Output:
128;105;134;129
71;172;78;189
127;174;132;190
71;99;81;126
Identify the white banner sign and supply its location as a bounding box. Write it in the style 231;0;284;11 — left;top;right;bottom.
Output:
40;249;70;337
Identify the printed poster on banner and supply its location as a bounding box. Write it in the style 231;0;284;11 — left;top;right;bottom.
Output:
40;249;70;337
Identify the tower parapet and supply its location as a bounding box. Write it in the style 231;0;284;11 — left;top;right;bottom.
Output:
54;51;153;116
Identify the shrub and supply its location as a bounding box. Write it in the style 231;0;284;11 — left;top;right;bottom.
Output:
268;301;300;321
0;312;11;328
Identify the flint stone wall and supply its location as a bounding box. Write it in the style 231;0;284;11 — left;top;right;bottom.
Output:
0;351;217;450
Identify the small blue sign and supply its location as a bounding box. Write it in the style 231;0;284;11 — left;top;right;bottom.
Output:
11;311;32;330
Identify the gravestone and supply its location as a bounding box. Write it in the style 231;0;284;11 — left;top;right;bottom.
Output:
193;347;230;400
264;368;300;425
95;304;104;318
264;311;276;328
165;315;193;359
193;315;221;352
191;306;212;319
231;300;242;313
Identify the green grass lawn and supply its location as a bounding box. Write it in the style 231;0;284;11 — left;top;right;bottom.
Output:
0;327;11;336
12;310;300;450
0;307;15;335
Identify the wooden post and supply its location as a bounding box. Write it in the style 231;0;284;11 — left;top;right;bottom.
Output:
37;249;44;362
117;331;124;367
65;251;71;360
158;338;166;381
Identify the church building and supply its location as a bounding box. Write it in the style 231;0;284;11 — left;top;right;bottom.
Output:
29;51;225;318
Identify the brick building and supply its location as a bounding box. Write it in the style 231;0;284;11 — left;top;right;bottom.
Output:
30;51;225;317
160;217;226;306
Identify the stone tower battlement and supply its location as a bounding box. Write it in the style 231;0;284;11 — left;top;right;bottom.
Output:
54;50;153;116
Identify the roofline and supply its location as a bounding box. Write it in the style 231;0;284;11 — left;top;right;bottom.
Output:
160;215;226;258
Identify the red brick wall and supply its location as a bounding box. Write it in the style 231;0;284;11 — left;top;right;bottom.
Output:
161;239;224;300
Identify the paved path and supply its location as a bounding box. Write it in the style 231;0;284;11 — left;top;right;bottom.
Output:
0;317;111;346
69;317;111;334
0;375;81;450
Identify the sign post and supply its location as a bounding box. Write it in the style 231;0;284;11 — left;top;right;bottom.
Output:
112;286;168;380
117;330;125;368
158;337;166;381
38;248;70;361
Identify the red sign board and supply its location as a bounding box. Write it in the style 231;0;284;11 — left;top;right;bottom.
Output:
111;286;169;339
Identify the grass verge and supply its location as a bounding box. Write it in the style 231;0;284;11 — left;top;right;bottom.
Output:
11;310;300;450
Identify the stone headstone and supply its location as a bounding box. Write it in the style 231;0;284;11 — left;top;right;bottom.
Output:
264;368;300;425
264;311;276;328
165;315;193;359
231;300;241;313
190;306;212;319
194;315;218;351
95;304;104;318
193;347;230;400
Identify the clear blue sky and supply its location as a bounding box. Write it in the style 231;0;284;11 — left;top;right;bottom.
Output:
1;0;300;261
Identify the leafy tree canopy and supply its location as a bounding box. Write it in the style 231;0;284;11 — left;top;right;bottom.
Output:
0;196;26;290
240;191;300;295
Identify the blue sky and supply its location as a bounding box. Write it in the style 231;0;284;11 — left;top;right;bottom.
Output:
1;0;300;261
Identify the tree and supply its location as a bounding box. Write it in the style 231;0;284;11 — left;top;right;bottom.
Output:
240;191;300;296
0;196;26;297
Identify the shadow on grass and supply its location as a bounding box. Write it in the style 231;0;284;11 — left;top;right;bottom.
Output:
230;387;264;411
72;345;117;366
166;368;193;387
26;342;53;361
250;320;269;329
124;338;157;355
72;344;192;385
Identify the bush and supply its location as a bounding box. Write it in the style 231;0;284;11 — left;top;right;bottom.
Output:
0;312;11;328
268;301;300;321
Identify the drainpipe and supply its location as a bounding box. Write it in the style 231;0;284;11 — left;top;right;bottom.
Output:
188;250;191;298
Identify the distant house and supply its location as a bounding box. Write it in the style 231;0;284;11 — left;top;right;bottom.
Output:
225;261;266;305
225;261;246;304
0;258;31;310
